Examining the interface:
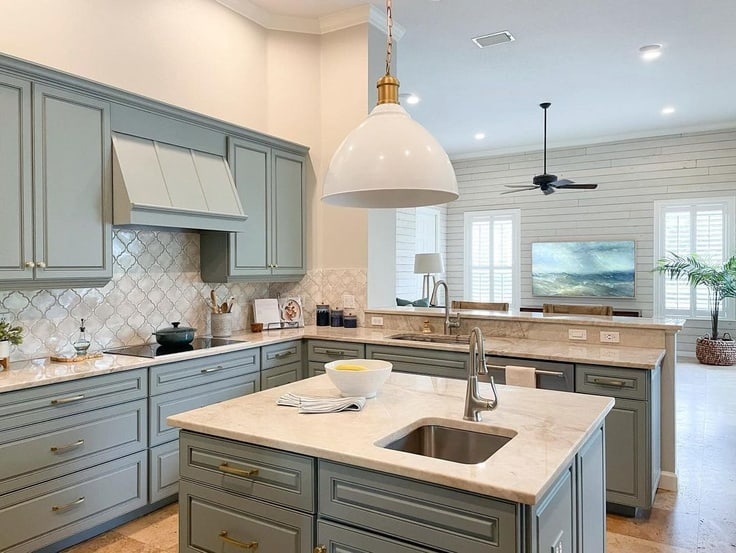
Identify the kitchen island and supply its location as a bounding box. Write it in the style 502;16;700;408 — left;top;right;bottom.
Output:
168;371;614;553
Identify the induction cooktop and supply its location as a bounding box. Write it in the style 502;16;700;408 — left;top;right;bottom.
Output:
103;337;246;359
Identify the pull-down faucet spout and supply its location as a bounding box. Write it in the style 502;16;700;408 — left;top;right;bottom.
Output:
464;327;499;421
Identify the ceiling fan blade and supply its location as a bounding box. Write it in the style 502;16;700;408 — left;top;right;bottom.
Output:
552;178;574;186
504;184;540;188
542;186;556;195
555;183;598;190
500;187;537;195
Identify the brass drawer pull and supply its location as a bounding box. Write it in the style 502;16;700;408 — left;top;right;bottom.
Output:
274;351;294;359
591;376;630;387
201;365;224;373
50;439;85;453
324;349;345;356
218;462;259;477
52;496;85;512
314;546;327;553
219;530;258;549
50;394;85;405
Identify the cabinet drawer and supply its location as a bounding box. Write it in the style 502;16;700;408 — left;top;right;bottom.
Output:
262;362;302;390
0;451;147;553
319;460;518;553
365;344;468;379
318;520;438;553
150;440;180;503
149;349;259;395
180;431;315;512
308;340;365;364
575;364;648;400
262;340;303;370
0;368;147;432
0;398;146;495
307;361;326;377
484;356;574;392
150;374;258;446
180;479;313;553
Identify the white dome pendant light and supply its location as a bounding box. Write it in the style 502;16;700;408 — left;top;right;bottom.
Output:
321;0;459;208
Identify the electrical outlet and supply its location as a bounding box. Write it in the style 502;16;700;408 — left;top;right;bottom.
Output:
371;316;384;326
343;294;356;309
600;331;620;343
568;328;587;340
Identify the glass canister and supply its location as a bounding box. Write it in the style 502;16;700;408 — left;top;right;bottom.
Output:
316;304;330;326
330;308;344;327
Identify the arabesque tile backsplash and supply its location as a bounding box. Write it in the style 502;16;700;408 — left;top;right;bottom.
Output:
0;230;367;361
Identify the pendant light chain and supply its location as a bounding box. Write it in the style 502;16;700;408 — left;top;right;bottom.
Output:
385;0;393;76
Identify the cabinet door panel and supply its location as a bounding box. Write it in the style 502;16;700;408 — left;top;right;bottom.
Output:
32;84;111;280
0;74;32;281
229;137;270;275
605;399;647;506
272;149;305;273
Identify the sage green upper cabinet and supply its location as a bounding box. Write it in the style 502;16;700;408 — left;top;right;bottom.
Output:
0;76;112;289
200;137;306;282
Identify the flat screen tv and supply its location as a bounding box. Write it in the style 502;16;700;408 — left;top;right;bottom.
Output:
531;240;635;298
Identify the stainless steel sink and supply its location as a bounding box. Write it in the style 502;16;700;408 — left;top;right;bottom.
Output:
383;424;515;464
388;333;470;345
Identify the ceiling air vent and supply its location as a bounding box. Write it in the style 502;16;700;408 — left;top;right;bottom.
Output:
472;31;515;48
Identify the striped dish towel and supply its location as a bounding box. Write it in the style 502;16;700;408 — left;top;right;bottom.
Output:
277;393;367;414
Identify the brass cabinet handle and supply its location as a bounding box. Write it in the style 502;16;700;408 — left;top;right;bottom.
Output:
201;365;224;373
52;496;85;512
50;439;85;453
50;394;85;405
274;351;294;359
219;531;258;549
314;546;327;553
218;462;259;477
324;349;345;356
591;376;629;387
36;261;47;268
24;261;35;268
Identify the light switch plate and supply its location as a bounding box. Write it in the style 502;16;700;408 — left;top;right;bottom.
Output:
568;328;587;340
600;331;620;343
343;294;356;309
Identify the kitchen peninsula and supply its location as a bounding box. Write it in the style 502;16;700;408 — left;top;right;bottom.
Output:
168;371;614;553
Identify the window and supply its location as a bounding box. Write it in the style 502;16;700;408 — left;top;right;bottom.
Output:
654;197;735;318
463;209;520;307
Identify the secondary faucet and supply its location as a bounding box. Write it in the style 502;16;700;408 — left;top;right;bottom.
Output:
464;327;499;421
429;280;461;335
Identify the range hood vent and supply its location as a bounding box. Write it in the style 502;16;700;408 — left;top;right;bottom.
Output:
112;133;247;232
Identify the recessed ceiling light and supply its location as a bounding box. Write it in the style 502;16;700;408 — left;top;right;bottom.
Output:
474;132;486;140
661;106;675;115
472;31;515;49
400;93;421;105
639;44;662;61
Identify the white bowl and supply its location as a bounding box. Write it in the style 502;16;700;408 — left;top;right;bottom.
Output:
324;359;393;398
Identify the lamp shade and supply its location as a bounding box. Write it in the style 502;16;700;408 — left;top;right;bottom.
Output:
321;103;459;208
414;253;444;274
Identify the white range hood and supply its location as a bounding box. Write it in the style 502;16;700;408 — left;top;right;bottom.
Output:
112;133;247;232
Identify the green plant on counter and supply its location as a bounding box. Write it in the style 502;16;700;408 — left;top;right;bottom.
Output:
654;253;736;340
0;318;23;345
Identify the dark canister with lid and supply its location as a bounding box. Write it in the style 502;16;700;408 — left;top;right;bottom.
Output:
330;308;344;327
316;303;330;326
343;313;357;328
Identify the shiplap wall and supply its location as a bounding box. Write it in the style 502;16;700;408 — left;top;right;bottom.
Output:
395;207;447;302
448;129;736;356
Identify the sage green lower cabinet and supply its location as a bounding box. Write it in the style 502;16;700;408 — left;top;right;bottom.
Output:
365;344;468;379
576;363;661;515
261;340;303;389
148;350;261;503
180;426;605;553
306;340;366;377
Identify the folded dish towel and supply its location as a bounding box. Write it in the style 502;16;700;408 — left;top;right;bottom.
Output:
505;365;537;388
277;393;367;414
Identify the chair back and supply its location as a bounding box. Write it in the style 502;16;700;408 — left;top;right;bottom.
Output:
451;300;510;311
542;303;613;316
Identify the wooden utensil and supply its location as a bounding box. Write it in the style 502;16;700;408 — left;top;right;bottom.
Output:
210;290;219;313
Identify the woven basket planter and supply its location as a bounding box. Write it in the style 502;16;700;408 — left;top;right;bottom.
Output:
696;334;736;366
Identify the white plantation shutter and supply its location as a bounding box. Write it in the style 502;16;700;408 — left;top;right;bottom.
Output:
655;198;734;318
464;210;520;307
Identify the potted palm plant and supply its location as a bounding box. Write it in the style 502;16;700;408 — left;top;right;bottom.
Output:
0;318;23;370
655;253;736;365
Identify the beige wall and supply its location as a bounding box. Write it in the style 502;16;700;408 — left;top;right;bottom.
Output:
0;0;376;273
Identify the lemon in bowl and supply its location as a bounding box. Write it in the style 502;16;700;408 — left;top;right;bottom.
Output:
324;359;393;398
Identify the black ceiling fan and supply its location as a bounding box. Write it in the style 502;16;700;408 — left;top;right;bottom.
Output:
502;102;598;196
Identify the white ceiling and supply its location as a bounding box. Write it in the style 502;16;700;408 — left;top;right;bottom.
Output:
232;0;736;157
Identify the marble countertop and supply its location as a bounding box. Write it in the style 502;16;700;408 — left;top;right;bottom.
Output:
167;371;614;505
0;325;666;393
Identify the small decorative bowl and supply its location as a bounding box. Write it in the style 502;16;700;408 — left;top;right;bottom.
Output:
324;359;393;398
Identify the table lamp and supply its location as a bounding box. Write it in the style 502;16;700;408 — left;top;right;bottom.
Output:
414;253;444;300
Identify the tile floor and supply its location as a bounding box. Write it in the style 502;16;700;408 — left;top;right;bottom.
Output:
63;359;735;552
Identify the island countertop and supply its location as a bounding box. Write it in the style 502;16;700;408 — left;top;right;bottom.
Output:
167;372;614;505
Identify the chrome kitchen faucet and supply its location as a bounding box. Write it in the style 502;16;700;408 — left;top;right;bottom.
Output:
464;327;499;421
429;280;461;335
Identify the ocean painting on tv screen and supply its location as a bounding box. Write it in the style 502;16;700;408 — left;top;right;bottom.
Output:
532;241;635;298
